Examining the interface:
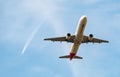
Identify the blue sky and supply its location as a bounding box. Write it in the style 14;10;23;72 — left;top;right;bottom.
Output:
0;0;120;77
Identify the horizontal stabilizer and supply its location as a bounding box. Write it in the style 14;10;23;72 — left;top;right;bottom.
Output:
59;55;83;59
59;55;70;58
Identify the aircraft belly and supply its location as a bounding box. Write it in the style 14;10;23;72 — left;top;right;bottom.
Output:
76;23;86;38
74;25;86;48
70;43;80;54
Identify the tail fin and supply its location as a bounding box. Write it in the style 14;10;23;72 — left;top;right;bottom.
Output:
59;55;83;59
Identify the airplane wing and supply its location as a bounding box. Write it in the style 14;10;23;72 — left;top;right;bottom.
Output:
82;35;109;43
44;35;75;42
44;35;109;43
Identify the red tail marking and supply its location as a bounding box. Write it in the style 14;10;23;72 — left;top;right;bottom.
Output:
70;53;75;60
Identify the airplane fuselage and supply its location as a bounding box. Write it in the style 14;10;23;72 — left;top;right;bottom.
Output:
70;16;87;60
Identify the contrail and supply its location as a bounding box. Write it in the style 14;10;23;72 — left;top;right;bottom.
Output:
21;25;41;54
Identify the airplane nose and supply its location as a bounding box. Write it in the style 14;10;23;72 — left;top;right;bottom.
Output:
80;15;87;22
83;16;87;21
78;15;87;26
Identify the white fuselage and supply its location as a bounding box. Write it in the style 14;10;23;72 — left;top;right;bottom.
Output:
70;16;87;55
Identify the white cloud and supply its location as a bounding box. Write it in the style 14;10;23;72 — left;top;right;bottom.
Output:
20;0;67;53
21;24;42;54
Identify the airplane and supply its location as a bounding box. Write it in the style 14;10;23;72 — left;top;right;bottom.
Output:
44;15;109;60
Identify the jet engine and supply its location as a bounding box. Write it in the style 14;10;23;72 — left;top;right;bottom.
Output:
88;34;93;41
66;33;71;40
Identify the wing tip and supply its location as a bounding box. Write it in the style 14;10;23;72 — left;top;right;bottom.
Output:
44;39;46;40
106;40;109;43
44;38;49;40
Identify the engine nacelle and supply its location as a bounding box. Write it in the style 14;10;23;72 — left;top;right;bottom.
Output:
88;34;93;41
66;33;71;40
